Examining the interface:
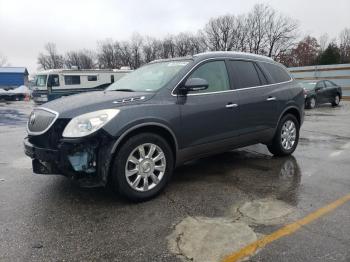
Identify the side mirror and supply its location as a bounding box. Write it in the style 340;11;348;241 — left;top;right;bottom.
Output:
181;78;209;92
315;87;321;92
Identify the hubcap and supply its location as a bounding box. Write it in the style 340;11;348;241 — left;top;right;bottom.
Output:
125;143;166;192
281;120;296;150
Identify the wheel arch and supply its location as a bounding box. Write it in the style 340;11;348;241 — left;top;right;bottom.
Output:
110;122;178;161
278;106;302;127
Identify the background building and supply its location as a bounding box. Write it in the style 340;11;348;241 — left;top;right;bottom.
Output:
0;67;29;90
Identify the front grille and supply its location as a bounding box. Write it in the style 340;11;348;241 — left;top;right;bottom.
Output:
28;118;70;149
27;108;58;134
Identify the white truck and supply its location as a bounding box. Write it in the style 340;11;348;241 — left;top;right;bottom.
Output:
31;68;131;103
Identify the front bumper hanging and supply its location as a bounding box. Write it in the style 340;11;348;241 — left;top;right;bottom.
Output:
24;134;115;187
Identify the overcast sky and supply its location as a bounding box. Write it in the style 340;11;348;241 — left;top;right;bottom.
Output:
0;0;349;74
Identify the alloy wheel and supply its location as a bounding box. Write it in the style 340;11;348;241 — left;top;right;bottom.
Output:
125;143;166;192
281;120;296;150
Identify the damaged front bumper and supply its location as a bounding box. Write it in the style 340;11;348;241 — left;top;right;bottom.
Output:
24;133;115;187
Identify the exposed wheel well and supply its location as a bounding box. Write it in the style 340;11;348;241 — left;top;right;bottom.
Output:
282;108;301;126
112;125;177;163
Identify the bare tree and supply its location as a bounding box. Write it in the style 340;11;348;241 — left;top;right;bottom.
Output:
203;15;236;51
189;33;207;54
172;33;191;56
143;37;161;63
159;36;176;59
265;9;298;58
233;15;248;52
117;41;133;68
37;43;64;69
246;4;270;54
60;4;306;69
65;50;96;69
97;39;120;69
339;28;350;63
129;33;144;69
319;33;329;52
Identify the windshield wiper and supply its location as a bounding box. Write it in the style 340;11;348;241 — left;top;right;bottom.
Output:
113;89;135;92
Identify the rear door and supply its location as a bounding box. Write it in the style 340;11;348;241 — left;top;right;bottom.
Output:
324;80;337;101
178;60;240;149
227;60;279;136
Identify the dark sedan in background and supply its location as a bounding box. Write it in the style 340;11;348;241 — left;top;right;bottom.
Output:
299;80;342;109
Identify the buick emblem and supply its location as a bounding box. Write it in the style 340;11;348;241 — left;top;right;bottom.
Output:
29;112;36;125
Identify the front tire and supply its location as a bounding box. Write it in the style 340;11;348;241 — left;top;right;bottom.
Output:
267;114;300;157
110;133;174;202
331;94;340;107
305;97;316;109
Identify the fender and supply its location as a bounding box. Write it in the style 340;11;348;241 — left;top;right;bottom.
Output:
110;121;178;155
277;103;303;127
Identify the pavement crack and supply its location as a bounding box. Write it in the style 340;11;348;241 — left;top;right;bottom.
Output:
175;232;193;261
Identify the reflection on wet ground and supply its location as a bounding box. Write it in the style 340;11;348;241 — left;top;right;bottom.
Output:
0;102;30;126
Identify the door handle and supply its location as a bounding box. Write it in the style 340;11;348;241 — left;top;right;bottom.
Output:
225;103;238;108
266;96;277;101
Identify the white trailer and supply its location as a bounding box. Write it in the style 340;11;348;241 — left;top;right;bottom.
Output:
31;68;131;103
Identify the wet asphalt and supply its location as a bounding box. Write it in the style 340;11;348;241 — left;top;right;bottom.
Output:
0;101;349;261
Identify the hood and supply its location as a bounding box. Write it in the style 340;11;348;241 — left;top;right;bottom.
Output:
42;91;154;118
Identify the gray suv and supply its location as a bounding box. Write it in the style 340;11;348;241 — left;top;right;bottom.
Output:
24;52;304;201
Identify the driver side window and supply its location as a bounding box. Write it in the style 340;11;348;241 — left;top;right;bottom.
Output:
188;61;230;93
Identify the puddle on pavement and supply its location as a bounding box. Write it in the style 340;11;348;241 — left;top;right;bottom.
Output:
0;108;28;126
238;198;294;225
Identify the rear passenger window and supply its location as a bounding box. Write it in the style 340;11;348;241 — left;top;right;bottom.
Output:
188;61;230;93
263;63;291;83
325;81;335;87
229;60;261;89
254;64;268;85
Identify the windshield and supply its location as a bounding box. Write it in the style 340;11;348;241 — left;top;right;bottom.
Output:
106;60;190;92
34;75;47;87
299;82;316;90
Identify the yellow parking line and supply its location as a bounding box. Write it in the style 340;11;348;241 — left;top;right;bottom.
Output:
222;193;350;262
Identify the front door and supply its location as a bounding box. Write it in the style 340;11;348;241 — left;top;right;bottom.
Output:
315;81;327;103
177;60;240;150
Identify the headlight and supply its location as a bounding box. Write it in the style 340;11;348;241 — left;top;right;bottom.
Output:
62;109;120;138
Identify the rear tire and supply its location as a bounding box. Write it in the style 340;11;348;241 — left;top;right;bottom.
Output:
305;97;316;109
267;114;300;157
110;133;174;202
331;94;340;107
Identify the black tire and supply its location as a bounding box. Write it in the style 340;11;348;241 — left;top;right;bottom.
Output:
110;133;174;202
305;97;316;109
267;114;300;157
331;94;340;107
